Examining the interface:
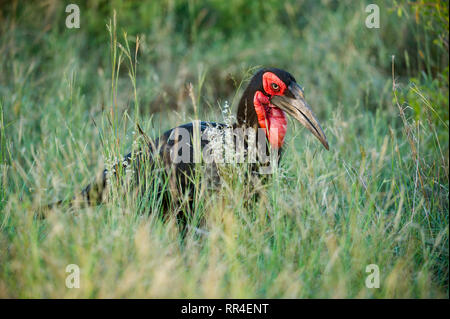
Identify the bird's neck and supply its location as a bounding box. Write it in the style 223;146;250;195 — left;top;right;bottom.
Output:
236;91;287;149
254;102;287;149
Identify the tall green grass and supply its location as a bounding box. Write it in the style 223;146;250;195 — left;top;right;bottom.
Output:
0;0;448;298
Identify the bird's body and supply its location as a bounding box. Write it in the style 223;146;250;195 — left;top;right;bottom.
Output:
48;68;329;214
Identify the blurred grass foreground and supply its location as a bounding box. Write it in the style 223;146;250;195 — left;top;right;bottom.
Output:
0;0;448;298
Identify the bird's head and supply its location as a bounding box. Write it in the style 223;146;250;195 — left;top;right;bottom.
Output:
237;68;329;150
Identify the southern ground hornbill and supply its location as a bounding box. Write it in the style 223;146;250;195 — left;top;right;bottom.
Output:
48;68;329;215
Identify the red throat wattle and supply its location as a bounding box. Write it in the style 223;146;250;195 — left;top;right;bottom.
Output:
253;90;287;149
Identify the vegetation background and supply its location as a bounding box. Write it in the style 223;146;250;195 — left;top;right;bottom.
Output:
0;0;448;298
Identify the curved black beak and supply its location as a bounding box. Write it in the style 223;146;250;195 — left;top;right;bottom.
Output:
271;82;329;150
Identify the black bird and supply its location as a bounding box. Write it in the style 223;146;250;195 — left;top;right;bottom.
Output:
49;68;329;214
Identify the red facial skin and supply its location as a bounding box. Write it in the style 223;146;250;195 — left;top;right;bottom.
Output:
253;72;288;148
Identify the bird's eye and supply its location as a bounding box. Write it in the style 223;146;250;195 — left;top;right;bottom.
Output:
271;83;279;91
